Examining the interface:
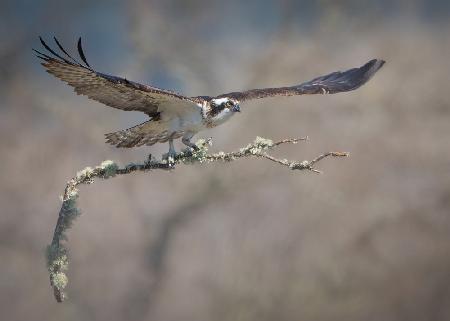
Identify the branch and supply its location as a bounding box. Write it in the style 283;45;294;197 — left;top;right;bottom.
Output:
46;136;348;302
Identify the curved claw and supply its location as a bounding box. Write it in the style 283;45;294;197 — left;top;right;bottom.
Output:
182;134;198;150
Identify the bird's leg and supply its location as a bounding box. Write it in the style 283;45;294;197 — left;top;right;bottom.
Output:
162;138;177;161
182;133;199;151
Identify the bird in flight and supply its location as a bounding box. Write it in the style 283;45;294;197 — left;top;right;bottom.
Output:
34;37;385;159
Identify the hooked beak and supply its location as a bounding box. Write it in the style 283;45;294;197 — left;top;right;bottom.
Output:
232;104;241;112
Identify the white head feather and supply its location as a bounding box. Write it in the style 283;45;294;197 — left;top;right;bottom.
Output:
211;97;231;105
207;97;240;126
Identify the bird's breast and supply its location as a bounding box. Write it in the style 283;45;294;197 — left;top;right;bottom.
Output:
164;109;205;133
205;109;235;128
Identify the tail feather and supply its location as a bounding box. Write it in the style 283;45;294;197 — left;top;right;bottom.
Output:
105;129;146;148
105;121;155;148
105;121;182;148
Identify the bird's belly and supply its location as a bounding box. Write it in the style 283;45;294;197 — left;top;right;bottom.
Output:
167;111;205;133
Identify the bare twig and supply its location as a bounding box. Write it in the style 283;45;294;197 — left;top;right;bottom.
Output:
46;136;348;302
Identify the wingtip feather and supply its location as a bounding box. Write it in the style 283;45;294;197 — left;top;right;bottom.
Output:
53;36;79;64
32;48;51;61
77;37;91;68
367;58;386;71
38;36;75;64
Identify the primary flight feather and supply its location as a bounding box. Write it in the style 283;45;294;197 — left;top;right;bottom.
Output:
35;37;385;158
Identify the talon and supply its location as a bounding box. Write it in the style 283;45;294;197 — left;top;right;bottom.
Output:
182;133;198;151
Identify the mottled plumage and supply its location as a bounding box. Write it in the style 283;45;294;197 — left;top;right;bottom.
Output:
35;37;385;156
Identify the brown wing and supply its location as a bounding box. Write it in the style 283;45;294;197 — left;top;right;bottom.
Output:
215;59;385;102
34;37;203;117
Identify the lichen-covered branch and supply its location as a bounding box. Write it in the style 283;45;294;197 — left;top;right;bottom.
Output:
47;136;348;302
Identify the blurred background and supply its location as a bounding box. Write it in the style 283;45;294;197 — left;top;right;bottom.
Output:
1;0;450;320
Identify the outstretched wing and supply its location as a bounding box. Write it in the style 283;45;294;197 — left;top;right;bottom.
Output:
215;59;385;102
34;37;203;117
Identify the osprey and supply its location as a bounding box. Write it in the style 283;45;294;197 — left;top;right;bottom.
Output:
34;37;385;158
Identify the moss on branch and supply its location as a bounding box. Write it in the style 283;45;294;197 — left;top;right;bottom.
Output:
47;136;348;302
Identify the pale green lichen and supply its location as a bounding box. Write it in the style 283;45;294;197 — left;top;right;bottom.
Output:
52;272;68;289
46;243;69;299
76;166;94;182
47;136;344;302
253;136;273;148
47;183;81;298
239;136;274;155
60;190;81;233
98;160;118;178
181;138;211;164
215;151;226;159
195;138;209;148
67;188;79;200
46;244;68;269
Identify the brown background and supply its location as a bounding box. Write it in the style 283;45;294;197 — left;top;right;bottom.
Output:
1;1;450;320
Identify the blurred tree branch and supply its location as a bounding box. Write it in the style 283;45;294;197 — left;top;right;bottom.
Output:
46;136;348;302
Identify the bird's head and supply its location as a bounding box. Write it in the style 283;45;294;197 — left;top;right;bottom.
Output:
206;97;240;125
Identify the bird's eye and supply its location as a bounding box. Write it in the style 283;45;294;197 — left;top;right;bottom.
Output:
226;101;232;107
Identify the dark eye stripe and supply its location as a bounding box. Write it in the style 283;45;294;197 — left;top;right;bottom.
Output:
207;101;226;118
